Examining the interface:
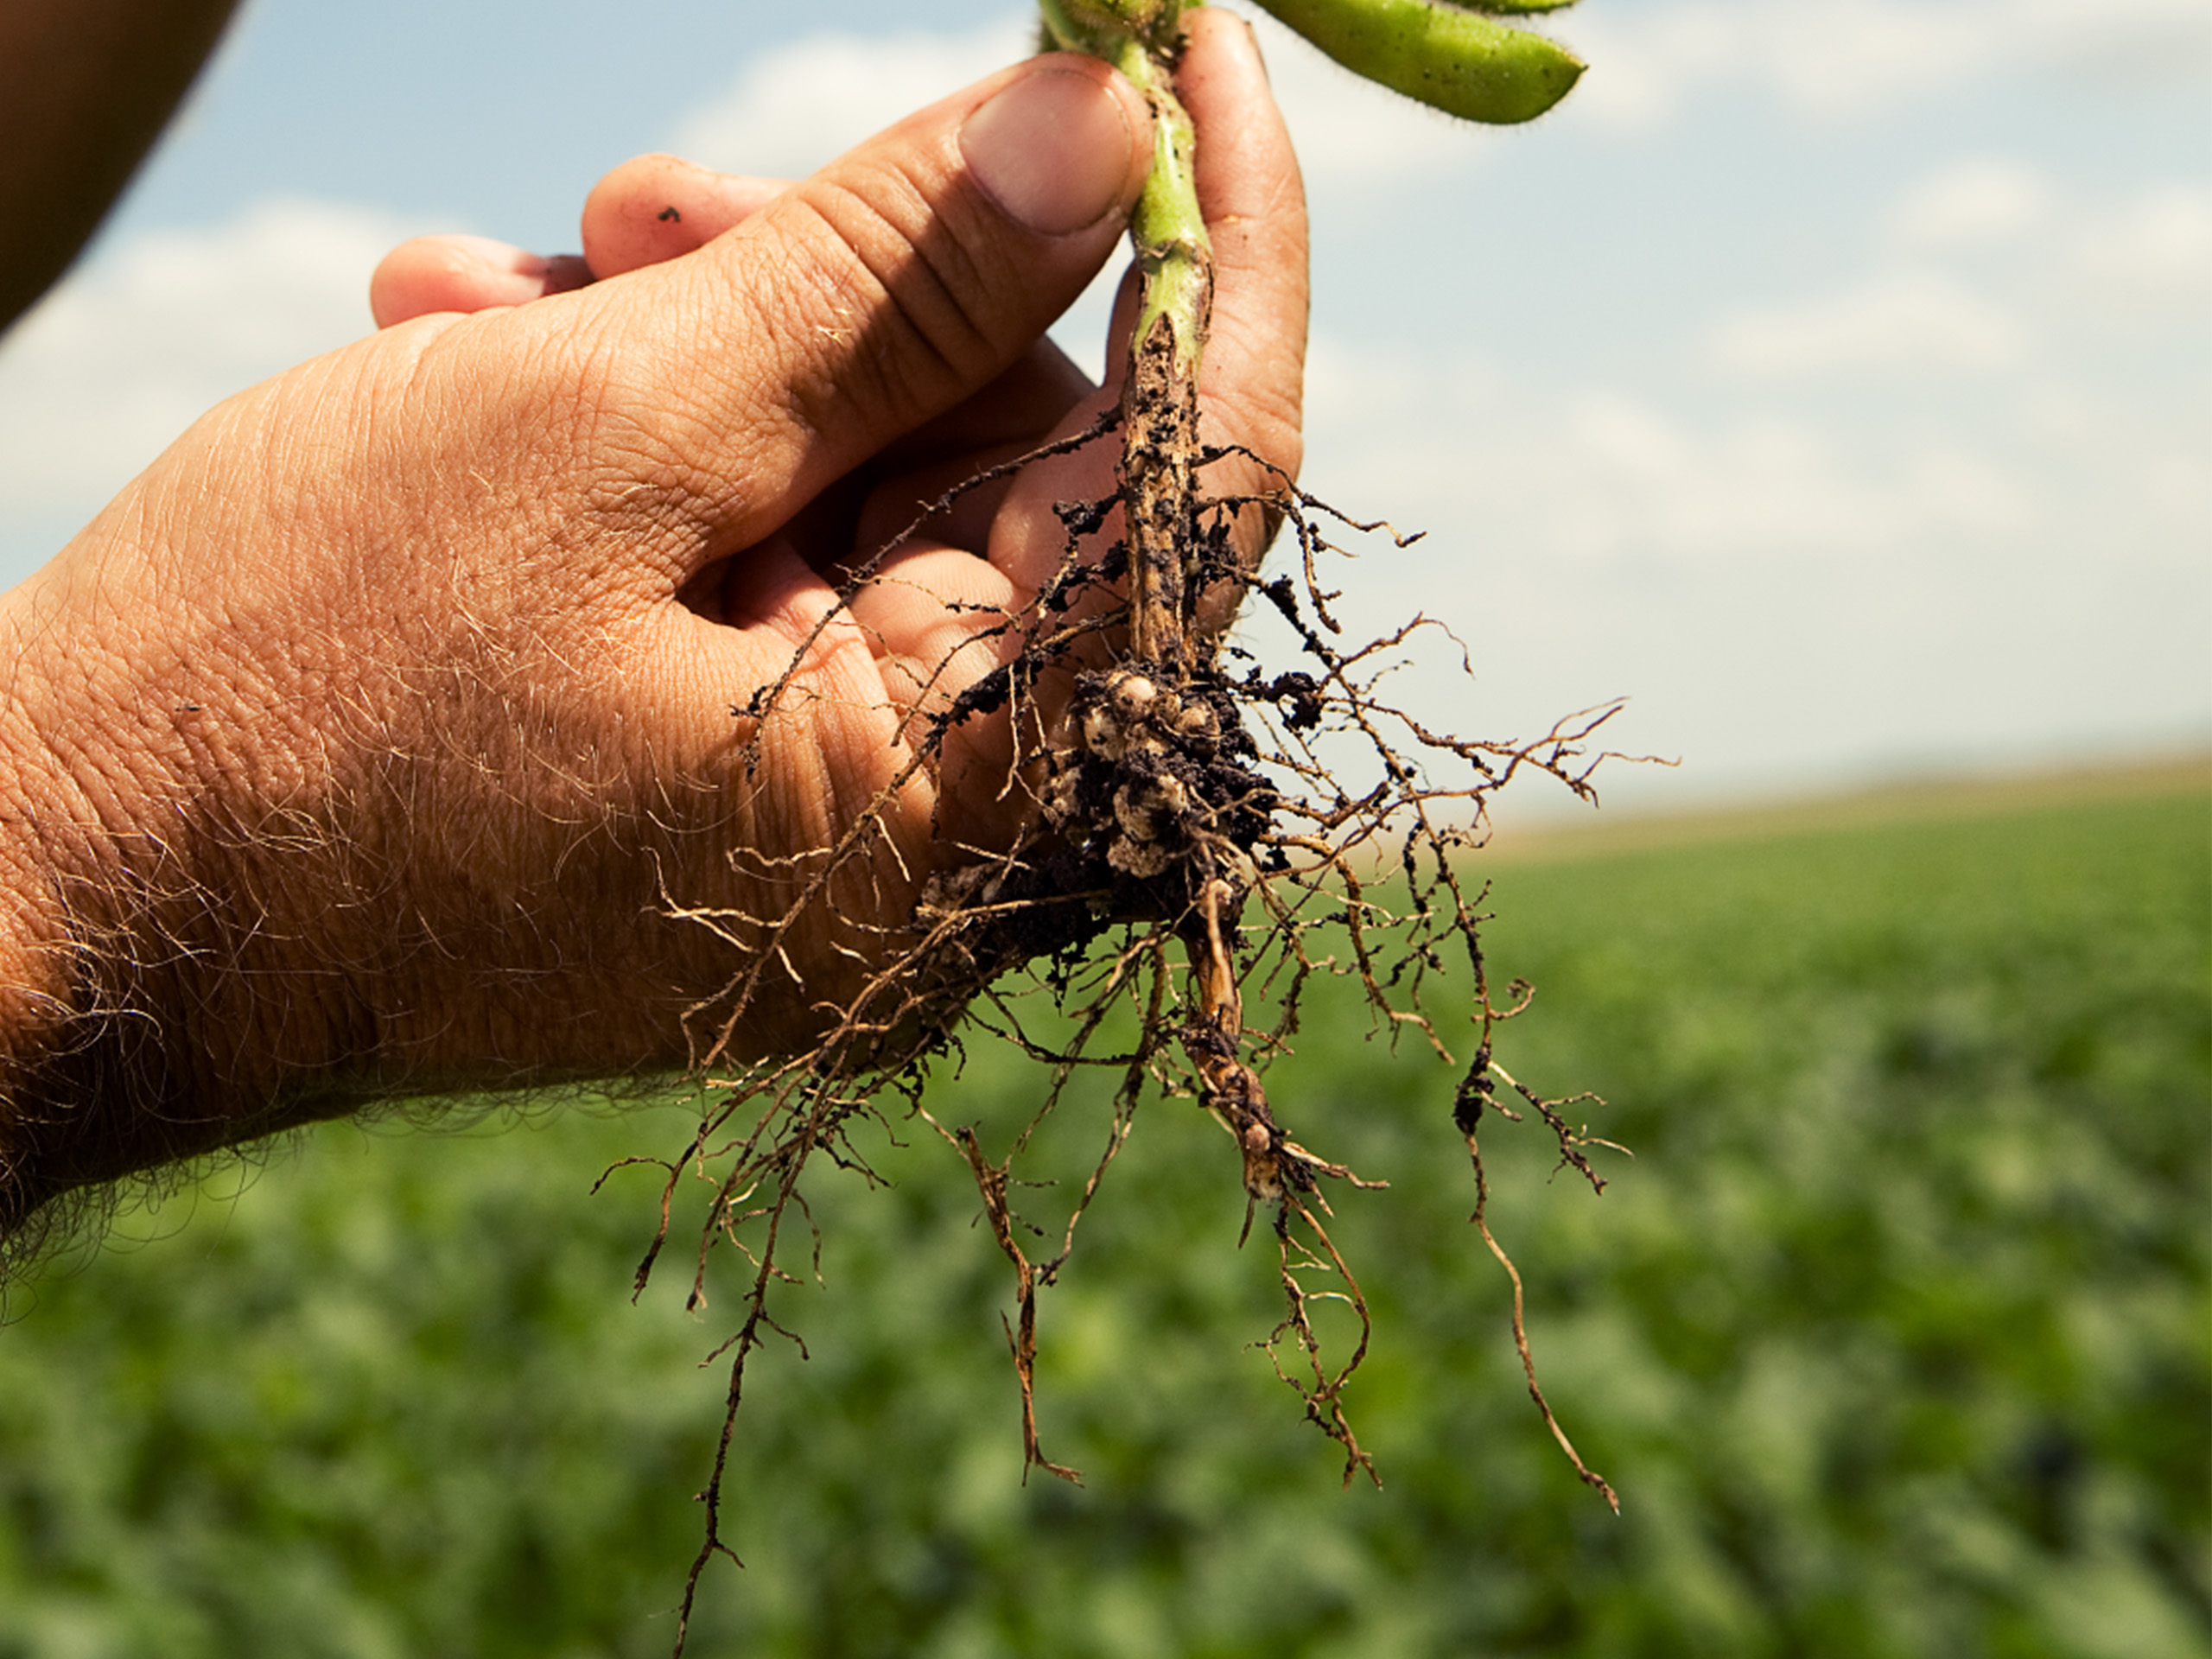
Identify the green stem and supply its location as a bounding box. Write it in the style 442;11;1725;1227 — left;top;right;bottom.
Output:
1039;0;1214;671
1116;35;1209;396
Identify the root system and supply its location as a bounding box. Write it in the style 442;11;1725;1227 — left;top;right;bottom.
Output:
605;404;1640;1645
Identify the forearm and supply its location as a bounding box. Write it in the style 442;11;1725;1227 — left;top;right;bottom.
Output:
0;0;245;332
0;721;78;1236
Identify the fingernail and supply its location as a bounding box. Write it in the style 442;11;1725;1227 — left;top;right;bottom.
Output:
959;67;1139;236
1237;16;1272;86
538;254;594;294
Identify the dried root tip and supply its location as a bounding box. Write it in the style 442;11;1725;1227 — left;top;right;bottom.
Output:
957;1126;1083;1487
1464;1122;1620;1516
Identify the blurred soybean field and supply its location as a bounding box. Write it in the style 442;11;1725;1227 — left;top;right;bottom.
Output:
0;771;2203;1658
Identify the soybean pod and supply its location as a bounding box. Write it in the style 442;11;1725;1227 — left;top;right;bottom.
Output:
1249;0;1584;125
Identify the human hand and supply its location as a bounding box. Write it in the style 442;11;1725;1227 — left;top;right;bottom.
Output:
0;11;1306;1228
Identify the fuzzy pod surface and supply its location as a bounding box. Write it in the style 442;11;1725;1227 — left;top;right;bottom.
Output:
1250;0;1585;124
1451;0;1580;16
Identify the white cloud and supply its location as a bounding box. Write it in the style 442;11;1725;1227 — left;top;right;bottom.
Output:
1889;157;2053;250
1533;391;2041;559
1294;321;2206;805
1540;391;1910;556
668;16;1033;181
1710;269;2024;378
1567;0;2212;130
1303;334;2042;577
1887;162;2212;319
0;197;404;530
2059;183;2212;315
1707;164;2212;388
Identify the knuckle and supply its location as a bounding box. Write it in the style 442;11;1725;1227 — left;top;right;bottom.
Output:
767;164;1013;441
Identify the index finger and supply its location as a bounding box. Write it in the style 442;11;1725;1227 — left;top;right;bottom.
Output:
576;54;1154;582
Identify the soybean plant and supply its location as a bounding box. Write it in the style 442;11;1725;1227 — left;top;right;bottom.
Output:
639;4;1623;1647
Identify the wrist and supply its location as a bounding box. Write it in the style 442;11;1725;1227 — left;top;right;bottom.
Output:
0;601;132;1237
0;707;72;1116
0;545;374;1241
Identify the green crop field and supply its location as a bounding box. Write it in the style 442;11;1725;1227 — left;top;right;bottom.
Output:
1;768;2204;1659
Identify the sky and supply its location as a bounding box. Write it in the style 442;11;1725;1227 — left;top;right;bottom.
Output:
0;0;2205;821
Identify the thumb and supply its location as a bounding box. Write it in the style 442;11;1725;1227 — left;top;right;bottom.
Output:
595;53;1152;565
